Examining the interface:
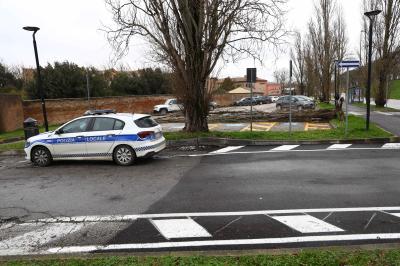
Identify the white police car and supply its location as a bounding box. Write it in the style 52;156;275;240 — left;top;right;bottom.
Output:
24;110;166;166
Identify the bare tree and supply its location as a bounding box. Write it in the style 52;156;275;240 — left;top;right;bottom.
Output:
307;0;338;102
105;0;287;131
363;0;400;106
290;31;306;95
273;68;288;92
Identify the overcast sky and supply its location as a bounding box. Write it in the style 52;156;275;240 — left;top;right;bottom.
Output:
0;0;363;81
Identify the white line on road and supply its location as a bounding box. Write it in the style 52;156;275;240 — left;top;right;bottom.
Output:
0;222;85;256
150;218;211;239
210;146;244;154
30;206;400;223
47;233;400;254
382;143;400;149
271;145;299;151
327;144;352;150
375;111;394;116
271;214;344;233
177;145;400;158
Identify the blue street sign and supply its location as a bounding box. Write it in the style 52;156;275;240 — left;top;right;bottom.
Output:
337;60;360;68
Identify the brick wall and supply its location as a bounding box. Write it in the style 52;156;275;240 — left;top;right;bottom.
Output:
0;94;24;132
23;95;172;125
0;93;257;131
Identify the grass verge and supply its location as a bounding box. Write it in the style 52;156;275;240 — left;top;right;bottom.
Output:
2;249;400;266
0;141;24;152
390;80;400;100
0;125;59;142
165;115;392;141
317;102;335;110
352;103;399;112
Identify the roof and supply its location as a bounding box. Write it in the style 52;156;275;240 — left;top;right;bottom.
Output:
228;87;250;94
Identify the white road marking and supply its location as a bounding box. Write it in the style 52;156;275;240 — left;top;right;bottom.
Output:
271;214;344;233
210;146;244;154
0;222;85;256
271;145;299;151
31;206;400;222
34;215;137;223
47;233;400;254
170;145;400;158
375;111;393;116
327;144;352;149
388;213;400;218
150;218;211;239
382;143;400;149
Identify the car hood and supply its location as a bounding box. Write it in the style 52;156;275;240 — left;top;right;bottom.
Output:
154;104;168;109
27;131;54;142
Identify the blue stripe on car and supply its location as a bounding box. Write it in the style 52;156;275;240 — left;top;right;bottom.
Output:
29;134;156;146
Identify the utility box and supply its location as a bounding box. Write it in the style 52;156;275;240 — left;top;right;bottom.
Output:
23;117;39;140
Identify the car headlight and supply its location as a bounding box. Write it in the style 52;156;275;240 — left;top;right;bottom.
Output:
24;141;31;148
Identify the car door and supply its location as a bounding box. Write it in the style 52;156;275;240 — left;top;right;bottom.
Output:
51;117;91;157
85;117;125;156
169;99;181;111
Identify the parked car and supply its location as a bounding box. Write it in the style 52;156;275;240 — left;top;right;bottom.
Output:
153;99;183;115
24;110;166;166
254;96;272;105
276;95;316;111
269;96;280;103
209;101;218;111
233;97;258;106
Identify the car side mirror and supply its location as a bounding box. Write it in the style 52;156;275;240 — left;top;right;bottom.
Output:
55;129;63;135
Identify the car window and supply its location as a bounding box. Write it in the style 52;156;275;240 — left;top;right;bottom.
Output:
114;120;125;130
92;117;117;131
170;99;177;104
135;116;159;128
61;118;91;134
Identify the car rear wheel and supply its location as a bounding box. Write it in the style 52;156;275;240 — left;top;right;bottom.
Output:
276;105;282;110
31;146;52;167
160;109;167;115
113;145;136;166
297;105;303;111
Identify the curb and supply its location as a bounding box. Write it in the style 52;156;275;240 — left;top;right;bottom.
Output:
167;136;400;147
0;137;24;144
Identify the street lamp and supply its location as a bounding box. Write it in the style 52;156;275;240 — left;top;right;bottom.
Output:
23;26;49;132
364;9;381;130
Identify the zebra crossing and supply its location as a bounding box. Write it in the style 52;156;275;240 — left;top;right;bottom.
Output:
2;206;400;256
209;143;400;154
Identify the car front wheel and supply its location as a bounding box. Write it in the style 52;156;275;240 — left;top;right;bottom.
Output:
113;145;136;166
276;105;282;110
297;105;303;111
31;146;52;167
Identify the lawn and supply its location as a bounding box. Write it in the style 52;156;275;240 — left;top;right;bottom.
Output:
390;79;400;100
0;141;24;152
0;125;59;142
165;115;392;141
2;249;400;266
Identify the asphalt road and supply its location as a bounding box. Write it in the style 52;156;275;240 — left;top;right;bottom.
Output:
1;144;400;255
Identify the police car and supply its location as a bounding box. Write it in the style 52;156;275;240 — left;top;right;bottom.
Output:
24;110;166;166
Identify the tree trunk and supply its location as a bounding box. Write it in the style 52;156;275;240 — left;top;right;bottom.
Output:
183;80;209;132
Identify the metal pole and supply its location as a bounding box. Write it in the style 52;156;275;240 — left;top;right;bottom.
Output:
250;82;253;132
334;62;338;106
86;69;90;110
366;17;373;131
385;75;389;108
289;60;292;135
32;32;49;132
345;67;349;136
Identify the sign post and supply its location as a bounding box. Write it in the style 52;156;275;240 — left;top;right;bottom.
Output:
247;68;257;132
337;60;360;136
289;60;293;136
